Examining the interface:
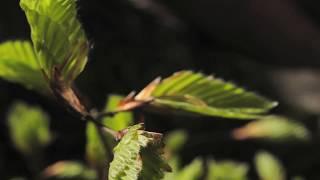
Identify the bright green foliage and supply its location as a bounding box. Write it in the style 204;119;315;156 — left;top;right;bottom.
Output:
233;116;310;141
85;122;109;171
109;124;169;180
255;151;286;180
7;102;51;155
0;41;47;92
150;71;277;119
206;160;249;180
20;0;89;85
164;130;188;153
43;161;96;180
103;95;133;131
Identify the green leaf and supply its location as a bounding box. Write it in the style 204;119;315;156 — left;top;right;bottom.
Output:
20;0;89;85
174;158;203;180
0;41;47;92
232;115;310;141
150;71;277;119
103;95;134;131
206;160;248;180
108;124;170;180
255;151;286;180
85;122;109;171
164;130;188;153
42;161;97;180
7;102;51;155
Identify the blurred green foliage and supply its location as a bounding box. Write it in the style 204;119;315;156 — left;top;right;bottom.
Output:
102;95;134;130
233;116;310;142
255;151;286;180
206;160;248;180
42;161;96;180
7;102;51;155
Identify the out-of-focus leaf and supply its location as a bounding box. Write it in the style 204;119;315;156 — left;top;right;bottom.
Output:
255;151;286;180
108;124;170;180
8;102;51;155
85;122;109;172
0;41;47;92
233;116;310;141
42;161;96;180
86;95;133;176
163;156;180;180
175;158;203;180
119;71;277;119
206;159;248;180
164;130;188;153
20;0;89;85
9;177;27;180
103;95;133;131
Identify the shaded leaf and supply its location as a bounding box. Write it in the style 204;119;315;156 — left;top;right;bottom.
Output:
103;95;134;131
85;122;109;171
20;0;89;85
43;161;96;180
164;130;188;153
233;115;310;141
255;151;286;180
108;124;170;180
174;158;203;180
7;102;51;155
206;159;248;180
0;41;47;92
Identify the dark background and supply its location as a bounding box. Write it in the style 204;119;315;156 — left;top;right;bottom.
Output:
1;0;320;179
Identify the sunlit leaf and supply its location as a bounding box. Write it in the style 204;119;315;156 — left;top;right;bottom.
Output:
255;151;286;180
206;159;248;180
233;115;310;141
120;71;277;119
0;41;47;92
108;124;170;180
20;0;89;85
42;161;96;180
7;102;51;155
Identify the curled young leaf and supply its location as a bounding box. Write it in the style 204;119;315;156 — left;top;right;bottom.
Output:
108;124;170;180
20;0;89;86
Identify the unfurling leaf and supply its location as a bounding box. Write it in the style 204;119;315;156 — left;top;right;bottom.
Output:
206;159;248;180
7;102;51;155
232;116;310;141
255;151;286;180
42;161;96;180
108;124;170;180
0;41;47;92
20;0;89;86
119;71;277;119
